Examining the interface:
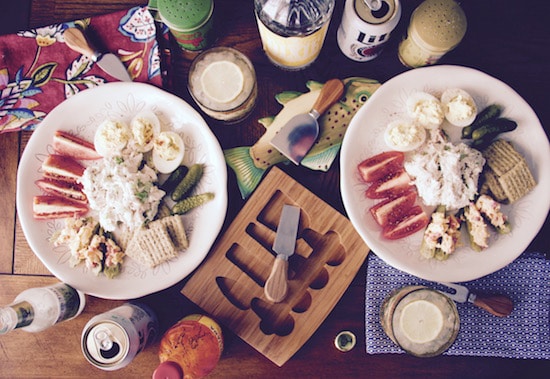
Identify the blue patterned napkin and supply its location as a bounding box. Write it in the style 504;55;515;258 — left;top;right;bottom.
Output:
365;252;550;359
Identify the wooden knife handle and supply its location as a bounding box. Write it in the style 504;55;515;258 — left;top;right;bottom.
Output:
312;78;345;116
472;294;514;317
264;256;289;303
63;27;99;61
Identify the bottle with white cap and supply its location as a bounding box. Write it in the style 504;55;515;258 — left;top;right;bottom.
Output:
0;282;86;334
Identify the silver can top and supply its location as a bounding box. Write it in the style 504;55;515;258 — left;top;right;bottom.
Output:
355;0;398;25
82;321;130;369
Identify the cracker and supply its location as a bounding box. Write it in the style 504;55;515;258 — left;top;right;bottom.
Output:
157;215;188;250
497;160;536;203
125;225;177;267
482;139;536;203
114;226;134;251
483;139;522;176
481;167;508;202
125;235;140;260
156;200;172;220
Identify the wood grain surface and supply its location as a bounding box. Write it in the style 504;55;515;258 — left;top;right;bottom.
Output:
182;167;369;366
1;0;549;378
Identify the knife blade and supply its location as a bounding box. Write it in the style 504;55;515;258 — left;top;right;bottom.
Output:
63;27;132;82
264;204;301;303
270;79;344;165
438;282;513;317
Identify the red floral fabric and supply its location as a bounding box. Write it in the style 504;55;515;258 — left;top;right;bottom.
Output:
0;6;165;133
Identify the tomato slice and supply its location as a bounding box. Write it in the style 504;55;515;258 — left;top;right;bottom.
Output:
382;206;429;240
357;151;404;182
365;170;413;199
369;190;417;227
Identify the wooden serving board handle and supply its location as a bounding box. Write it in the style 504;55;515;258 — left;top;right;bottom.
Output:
264;256;289;303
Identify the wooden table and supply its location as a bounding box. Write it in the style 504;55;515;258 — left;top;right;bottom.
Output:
1;1;549;377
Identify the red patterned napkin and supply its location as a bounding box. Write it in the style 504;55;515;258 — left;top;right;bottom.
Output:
0;6;166;133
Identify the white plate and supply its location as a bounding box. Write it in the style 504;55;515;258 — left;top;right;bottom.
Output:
17;82;228;299
341;65;550;282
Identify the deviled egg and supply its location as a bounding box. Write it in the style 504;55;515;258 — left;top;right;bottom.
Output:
441;88;477;127
130;110;161;152
384;119;427;152
406;92;445;130
152;131;185;174
94;119;131;157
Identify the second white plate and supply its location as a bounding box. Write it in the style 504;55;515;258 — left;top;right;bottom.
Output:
341;65;550;282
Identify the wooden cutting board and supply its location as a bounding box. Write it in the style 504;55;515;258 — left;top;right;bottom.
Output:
181;167;370;366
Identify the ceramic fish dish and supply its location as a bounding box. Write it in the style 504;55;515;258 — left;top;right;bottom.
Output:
224;77;380;198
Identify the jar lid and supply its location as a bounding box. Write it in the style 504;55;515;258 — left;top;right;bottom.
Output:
334;331;357;352
410;0;467;51
158;0;213;31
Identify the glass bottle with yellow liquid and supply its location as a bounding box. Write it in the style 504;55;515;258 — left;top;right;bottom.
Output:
254;0;335;70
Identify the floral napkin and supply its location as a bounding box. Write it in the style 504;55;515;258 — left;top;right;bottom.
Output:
365;252;550;359
0;6;167;133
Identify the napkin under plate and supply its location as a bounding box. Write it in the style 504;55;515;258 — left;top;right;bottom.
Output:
365;252;549;359
0;6;167;133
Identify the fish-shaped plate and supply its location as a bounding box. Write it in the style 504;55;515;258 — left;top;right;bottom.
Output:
224;77;380;198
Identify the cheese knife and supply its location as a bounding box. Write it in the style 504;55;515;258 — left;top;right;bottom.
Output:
270;78;344;165
438;282;513;317
264;204;301;303
63;27;132;82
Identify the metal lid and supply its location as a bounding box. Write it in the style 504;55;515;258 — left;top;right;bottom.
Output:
334;330;357;352
355;0;398;25
82;321;129;368
410;0;467;51
158;0;213;31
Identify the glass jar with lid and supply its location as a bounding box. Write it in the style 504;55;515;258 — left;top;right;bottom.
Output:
398;0;467;68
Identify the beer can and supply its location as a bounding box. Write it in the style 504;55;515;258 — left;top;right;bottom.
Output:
337;0;401;61
81;302;159;371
